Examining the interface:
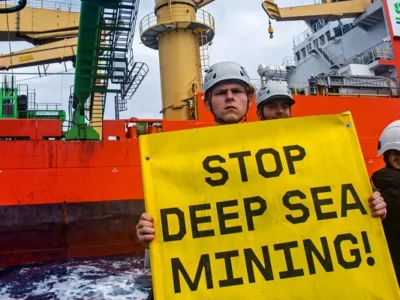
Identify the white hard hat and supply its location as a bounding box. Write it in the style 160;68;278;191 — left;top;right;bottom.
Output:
377;119;400;156
256;80;295;107
204;61;251;93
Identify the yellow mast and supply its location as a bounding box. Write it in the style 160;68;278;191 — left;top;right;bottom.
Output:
140;0;215;120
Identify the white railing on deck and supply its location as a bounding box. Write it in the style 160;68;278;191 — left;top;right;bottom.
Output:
293;18;354;47
0;0;80;12
140;8;215;36
346;40;394;65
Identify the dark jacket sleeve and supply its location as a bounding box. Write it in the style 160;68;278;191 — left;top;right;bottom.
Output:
379;187;400;230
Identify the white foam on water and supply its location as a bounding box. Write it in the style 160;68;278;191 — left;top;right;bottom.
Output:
0;287;13;300
0;255;152;300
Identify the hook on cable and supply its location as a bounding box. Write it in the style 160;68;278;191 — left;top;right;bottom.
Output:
268;19;274;39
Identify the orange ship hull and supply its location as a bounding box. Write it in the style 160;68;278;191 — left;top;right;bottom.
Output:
1;93;399;268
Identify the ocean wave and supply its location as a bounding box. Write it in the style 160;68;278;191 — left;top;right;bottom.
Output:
0;255;152;300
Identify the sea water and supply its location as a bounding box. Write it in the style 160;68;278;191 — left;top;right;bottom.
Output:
0;255;151;299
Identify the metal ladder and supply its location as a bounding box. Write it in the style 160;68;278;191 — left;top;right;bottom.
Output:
198;29;211;73
110;0;149;119
68;0;147;139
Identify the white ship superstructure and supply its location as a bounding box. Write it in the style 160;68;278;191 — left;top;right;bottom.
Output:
258;0;399;96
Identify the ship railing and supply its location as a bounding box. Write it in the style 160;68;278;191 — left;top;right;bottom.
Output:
32;103;62;111
1;0;80;12
28;91;36;109
17;84;28;96
293;18;354;47
292;85;309;95
251;79;263;91
139;7;215;37
252;78;292;90
290;81;395;97
345;40;394;66
293;20;326;47
282;56;295;67
313;0;333;4
293;29;312;48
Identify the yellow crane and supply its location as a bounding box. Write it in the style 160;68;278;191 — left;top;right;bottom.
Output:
262;0;370;21
0;38;78;71
0;0;369;129
0;1;149;140
140;0;216;120
138;0;370;121
0;2;80;70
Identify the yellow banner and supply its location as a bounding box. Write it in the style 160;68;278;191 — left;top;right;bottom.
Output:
139;113;399;299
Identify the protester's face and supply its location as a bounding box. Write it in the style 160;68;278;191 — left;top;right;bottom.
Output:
389;151;400;169
257;99;291;120
206;82;250;124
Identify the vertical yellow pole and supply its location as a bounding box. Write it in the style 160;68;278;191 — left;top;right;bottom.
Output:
158;28;202;119
141;0;215;120
157;1;200;120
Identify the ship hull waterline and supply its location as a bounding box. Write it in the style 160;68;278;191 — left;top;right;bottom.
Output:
2;94;400;268
0;200;144;269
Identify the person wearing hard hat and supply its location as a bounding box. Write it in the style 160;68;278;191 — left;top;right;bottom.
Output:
255;80;386;218
309;74;317;95
202;61;255;125
136;62;387;299
256;80;295;120
136;61;255;300
138;62;255;249
371;120;400;286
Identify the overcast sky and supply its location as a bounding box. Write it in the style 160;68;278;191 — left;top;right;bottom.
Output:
0;0;309;120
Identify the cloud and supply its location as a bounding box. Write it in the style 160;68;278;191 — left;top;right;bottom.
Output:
0;0;308;121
